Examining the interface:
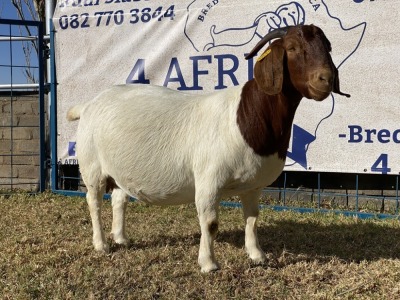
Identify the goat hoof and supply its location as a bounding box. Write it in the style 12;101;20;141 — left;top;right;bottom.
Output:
200;262;220;273
110;233;130;247
116;238;130;247
94;242;110;253
249;252;267;265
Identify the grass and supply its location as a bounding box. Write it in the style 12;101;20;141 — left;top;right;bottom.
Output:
1;192;400;299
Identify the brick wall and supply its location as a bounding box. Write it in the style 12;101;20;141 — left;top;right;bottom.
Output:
0;93;42;191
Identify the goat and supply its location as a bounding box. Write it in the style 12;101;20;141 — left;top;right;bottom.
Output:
67;24;350;272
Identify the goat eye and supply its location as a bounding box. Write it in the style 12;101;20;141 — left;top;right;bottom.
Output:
287;46;296;52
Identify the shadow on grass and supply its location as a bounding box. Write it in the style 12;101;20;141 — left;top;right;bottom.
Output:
124;233;201;252
220;220;400;263
125;220;400;264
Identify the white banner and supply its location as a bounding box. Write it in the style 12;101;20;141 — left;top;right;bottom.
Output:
53;0;400;175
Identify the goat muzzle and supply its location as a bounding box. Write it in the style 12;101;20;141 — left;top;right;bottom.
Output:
309;67;351;100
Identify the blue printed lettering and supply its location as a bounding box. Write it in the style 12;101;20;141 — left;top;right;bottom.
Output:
246;54;254;81
163;58;189;90
83;0;100;6
371;154;391;174
126;59;150;84
345;125;400;144
377;129;391;144
197;0;219;22
72;0;82;7
393;129;400;143
308;0;320;11
364;128;376;143
188;55;212;90
127;53;252;90
348;125;363;143
214;54;239;89
68;142;76;156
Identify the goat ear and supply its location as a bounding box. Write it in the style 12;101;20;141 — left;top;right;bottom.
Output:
254;42;285;95
332;66;351;98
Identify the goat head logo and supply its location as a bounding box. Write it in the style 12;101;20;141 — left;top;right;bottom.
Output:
184;1;305;52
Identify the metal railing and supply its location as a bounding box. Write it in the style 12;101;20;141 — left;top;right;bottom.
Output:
0;19;46;192
52;164;400;220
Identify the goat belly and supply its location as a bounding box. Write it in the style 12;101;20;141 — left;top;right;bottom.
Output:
221;152;285;196
124;184;197;206
115;152;285;204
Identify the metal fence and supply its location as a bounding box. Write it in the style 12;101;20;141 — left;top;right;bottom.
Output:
52;166;400;220
0;19;46;193
262;171;400;219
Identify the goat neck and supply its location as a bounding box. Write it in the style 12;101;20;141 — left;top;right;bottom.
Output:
237;79;302;160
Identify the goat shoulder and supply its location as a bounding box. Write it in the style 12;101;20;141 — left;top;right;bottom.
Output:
237;79;301;159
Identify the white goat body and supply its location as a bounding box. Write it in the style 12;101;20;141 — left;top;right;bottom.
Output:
70;84;284;205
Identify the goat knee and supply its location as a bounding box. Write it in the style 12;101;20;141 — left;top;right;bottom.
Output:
208;221;219;239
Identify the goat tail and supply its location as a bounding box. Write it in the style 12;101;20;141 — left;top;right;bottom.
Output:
66;104;85;121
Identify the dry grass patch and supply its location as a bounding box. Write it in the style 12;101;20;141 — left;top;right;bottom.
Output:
0;192;400;299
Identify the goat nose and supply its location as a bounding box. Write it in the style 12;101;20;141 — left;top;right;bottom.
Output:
319;74;330;84
313;69;333;90
316;70;333;87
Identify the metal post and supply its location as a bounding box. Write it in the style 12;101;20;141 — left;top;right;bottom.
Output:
46;0;56;190
45;0;55;95
355;174;359;212
396;175;399;214
283;172;287;206
45;0;56;78
8;24;14;190
317;172;321;209
50;22;58;191
38;22;46;192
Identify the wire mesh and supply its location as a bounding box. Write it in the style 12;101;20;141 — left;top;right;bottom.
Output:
0;19;46;194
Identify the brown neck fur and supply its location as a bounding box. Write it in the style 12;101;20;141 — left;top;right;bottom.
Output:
237;79;302;159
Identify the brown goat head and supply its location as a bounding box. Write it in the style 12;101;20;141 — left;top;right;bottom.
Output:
246;24;350;100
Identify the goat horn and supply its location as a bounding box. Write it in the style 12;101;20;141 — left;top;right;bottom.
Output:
245;27;291;60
